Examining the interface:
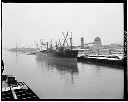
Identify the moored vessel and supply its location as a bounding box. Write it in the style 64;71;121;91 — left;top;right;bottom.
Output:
36;31;78;59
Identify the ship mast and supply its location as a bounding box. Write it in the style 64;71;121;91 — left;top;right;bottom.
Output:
40;39;42;50
62;31;69;49
56;42;58;50
47;42;49;50
50;39;53;50
70;32;72;50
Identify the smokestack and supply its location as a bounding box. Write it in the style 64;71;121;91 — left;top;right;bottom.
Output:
81;37;84;49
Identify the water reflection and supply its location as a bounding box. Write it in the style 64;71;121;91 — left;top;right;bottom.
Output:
36;54;79;84
3;51;123;99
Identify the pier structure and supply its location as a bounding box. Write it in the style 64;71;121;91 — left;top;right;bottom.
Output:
76;37;124;68
78;37;123;55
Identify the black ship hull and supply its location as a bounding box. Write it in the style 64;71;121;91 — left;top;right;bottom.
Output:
38;50;78;58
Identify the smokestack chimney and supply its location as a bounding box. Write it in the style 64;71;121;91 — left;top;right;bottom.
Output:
81;37;84;49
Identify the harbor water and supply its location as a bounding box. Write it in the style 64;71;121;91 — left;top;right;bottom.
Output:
2;50;124;99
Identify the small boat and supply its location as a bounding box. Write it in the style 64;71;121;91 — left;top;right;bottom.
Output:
2;75;40;100
26;51;37;55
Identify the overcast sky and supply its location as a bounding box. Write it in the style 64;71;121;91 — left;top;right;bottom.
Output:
2;3;123;48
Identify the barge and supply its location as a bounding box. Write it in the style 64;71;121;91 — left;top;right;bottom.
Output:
2;75;40;100
77;55;124;68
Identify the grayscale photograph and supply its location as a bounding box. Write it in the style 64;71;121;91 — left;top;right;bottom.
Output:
2;3;124;100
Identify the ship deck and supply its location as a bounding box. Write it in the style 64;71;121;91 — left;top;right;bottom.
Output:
2;75;40;100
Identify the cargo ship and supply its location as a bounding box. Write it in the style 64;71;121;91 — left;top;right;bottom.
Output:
37;31;78;59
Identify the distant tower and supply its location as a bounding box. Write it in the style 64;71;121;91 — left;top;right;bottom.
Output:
93;37;102;54
81;37;84;49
